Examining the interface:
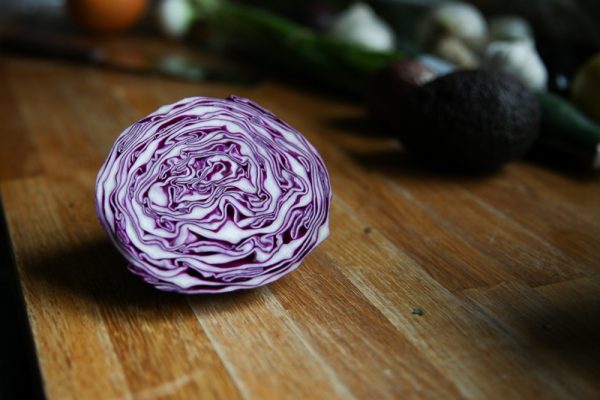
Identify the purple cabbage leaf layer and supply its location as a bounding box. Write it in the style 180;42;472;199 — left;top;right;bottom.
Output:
95;95;331;294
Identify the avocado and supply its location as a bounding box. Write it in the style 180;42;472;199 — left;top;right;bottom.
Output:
396;69;541;170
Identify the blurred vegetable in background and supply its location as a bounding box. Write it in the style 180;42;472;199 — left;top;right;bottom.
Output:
157;0;403;95
483;40;547;91
157;0;195;38
67;0;148;33
536;92;600;169
1;0;597;171
393;69;541;170
417;2;487;52
152;0;599;170
431;35;479;68
327;2;396;51
571;53;600;123
488;15;532;43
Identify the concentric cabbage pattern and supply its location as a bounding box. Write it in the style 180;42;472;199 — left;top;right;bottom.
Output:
96;96;331;293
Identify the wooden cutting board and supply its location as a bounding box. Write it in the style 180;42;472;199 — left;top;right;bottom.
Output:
1;42;600;399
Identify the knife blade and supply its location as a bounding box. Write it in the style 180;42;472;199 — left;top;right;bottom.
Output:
0;32;258;84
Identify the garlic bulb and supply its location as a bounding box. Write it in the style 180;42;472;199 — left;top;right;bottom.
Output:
157;0;195;39
489;16;533;43
417;2;487;51
483;40;548;91
432;35;480;68
328;2;396;52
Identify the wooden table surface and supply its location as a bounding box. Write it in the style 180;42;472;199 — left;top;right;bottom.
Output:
1;38;599;400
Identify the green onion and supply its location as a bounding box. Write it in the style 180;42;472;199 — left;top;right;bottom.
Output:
193;0;403;94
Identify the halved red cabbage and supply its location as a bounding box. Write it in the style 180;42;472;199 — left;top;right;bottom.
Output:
95;95;331;293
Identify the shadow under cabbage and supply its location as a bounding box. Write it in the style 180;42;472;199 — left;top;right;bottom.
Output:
27;239;261;313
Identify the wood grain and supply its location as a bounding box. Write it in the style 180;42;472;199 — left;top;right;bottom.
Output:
0;39;599;400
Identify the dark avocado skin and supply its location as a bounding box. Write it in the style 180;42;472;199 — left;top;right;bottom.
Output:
397;70;541;170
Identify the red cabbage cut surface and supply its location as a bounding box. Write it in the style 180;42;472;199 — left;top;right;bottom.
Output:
95;95;331;293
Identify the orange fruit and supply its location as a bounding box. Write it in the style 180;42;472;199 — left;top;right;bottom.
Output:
67;0;148;34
